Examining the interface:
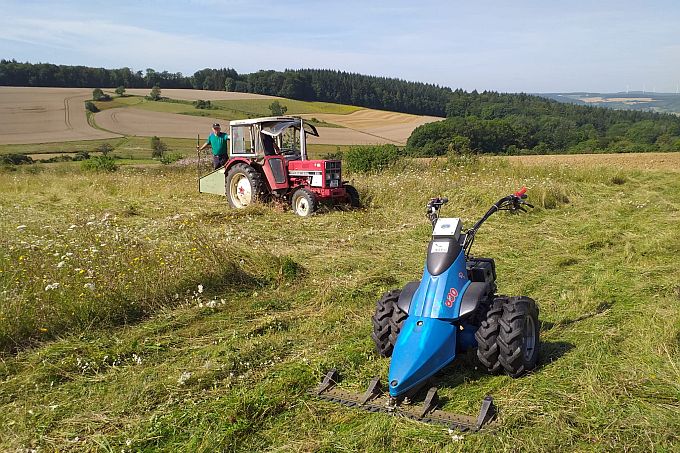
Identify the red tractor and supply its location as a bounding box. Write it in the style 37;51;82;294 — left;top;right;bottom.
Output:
199;116;359;216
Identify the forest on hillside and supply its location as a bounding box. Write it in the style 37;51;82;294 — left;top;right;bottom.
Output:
3;60;680;154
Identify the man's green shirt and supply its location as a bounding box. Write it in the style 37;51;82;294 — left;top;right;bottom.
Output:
206;132;229;156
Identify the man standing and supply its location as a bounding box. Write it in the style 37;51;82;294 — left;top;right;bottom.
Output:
197;123;229;169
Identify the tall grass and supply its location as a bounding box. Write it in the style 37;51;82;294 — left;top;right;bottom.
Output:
0;157;678;451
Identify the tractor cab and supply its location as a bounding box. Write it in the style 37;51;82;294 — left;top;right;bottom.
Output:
198;116;359;216
229;116;319;160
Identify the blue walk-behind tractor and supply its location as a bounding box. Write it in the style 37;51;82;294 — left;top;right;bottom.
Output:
315;188;540;431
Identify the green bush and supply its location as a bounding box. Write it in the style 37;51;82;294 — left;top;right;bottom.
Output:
345;144;401;173
94;143;114;156
193;99;213;109
92;88;111;101
160;152;183;165
1;153;34;165
151;136;168;158
73;150;90;161
85;101;99;113
81;155;118;172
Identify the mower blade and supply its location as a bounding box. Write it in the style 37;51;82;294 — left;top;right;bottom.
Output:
312;371;497;432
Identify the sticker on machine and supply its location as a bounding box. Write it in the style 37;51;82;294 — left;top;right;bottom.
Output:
431;241;449;253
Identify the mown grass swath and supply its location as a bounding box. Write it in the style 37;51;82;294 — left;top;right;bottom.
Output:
0;156;678;451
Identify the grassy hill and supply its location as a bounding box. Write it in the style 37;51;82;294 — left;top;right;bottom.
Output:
1;156;678;451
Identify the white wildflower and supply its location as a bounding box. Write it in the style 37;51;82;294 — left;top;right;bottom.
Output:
57;261;66;268
68;224;77;230
178;371;192;385
45;283;60;291
84;283;96;291
197;284;204;294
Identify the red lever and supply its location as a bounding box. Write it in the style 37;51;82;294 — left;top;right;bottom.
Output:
514;186;527;197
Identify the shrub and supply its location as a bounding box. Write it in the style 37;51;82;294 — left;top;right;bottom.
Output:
1;153;34;165
147;85;162;101
115;86;126;96
81;155;118;172
193;99;212;109
345;144;401;173
151;136;168;158
73;150;90;161
268;100;288;116
85;101;99;113
92;88;111;101
160;152;183;165
95;143;114;156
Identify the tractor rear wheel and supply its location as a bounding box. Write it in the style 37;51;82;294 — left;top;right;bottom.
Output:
497;296;540;378
371;289;403;357
475;296;506;373
291;188;317;217
344;184;361;208
226;163;266;209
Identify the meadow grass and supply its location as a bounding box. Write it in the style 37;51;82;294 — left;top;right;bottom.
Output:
0;157;678;452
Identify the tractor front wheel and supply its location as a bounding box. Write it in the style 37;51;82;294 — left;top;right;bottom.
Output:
291;188;317;217
344;184;361;208
226;163;266;209
497;296;540;378
371;289;407;357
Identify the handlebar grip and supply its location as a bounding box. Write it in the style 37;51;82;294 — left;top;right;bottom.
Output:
514;186;527;198
441;197;449;204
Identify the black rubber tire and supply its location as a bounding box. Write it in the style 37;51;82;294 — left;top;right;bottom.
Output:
497;296;540;378
475;296;506;373
291;188;317;217
371;289;402;357
344;184;361;208
225;163;267;209
388;303;408;348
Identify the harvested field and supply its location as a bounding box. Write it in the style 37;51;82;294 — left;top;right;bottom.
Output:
507;152;680;171
95;107;434;145
0;87;120;144
115;88;277;101
303;109;442;145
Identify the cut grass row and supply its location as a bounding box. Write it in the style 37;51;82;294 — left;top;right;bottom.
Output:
0;158;678;451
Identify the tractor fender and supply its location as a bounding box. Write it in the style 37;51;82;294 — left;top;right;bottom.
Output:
224;157;258;173
397;281;420;314
458;282;492;319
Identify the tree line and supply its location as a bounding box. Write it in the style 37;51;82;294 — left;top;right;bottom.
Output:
3;60;680;154
407;90;680;155
0;60;449;116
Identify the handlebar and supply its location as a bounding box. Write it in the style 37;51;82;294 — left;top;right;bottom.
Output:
425;187;533;256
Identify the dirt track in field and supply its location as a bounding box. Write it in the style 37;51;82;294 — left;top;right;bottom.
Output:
114;88;277;101
0;87;121;144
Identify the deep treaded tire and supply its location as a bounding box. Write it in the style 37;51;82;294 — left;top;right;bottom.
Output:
388;303;408;348
475;296;506;373
371;289;401;357
344;184;361;208
497;296;540;378
291;188;317;217
226;163;267;209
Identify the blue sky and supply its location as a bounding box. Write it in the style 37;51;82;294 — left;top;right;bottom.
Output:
1;0;679;93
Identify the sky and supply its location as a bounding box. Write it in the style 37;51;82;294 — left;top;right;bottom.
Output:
1;0;679;93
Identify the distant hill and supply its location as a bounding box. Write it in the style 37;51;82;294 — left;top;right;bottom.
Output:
539;92;680;115
4;60;680;155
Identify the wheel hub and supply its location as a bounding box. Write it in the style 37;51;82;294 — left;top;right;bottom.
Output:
230;174;252;208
